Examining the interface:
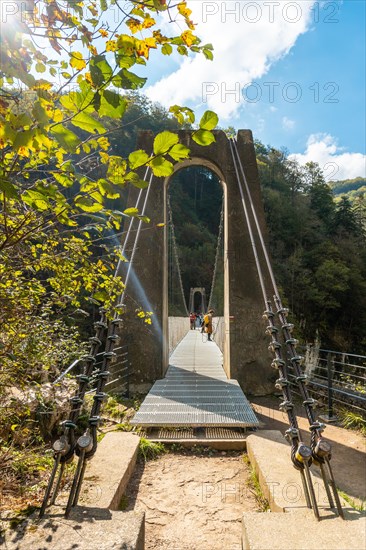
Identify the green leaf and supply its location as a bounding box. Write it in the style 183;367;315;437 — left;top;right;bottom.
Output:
169;143;190;161
117;34;136;55
71;112;106;134
99;90;126;118
0;177;19;199
35;62;46;73
125;172;148;189
192;129;216;146
169;105;195;125
32;101;49;125
199;110;218;131
13;129;35;149
75;195;104;212
97;179;120;199
123;207;139;216
149;156;174;177
203;48;213;61
177;45;188;56
90;55;113;87
93;290;108;302
22;190;50;211
129;149;149;169
153;131;179;155
161;43;173;55
53;172;74;187
60;83;95;113
50;125;81;152
112;69;147;90
116;55;136;69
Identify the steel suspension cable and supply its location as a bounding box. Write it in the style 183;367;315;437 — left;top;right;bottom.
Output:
64;167;156;515
41;165;154;518
208;197;224;311
167;196;189;316
114;165;151;278
229;139;268;303
232;139;279;297
229;137;343;519
120;169;154;303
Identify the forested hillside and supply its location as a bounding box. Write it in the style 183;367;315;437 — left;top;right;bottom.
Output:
330;177;366;207
255;143;366;353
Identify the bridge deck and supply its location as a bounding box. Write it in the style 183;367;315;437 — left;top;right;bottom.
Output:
131;331;259;428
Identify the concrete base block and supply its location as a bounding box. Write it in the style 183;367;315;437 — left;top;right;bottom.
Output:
246;430;339;513
80;431;140;510
242;510;366;550
5;432;144;550
7;509;145;550
318;414;339;424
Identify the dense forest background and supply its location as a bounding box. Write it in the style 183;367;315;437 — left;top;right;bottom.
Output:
107;94;366;354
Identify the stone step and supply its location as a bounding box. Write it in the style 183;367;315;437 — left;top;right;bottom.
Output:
242;510;366;550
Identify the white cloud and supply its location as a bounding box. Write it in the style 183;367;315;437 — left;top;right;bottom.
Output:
146;1;316;119
282;116;295;130
289;134;366;181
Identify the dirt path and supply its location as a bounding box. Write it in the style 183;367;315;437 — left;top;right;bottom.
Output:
125;451;258;550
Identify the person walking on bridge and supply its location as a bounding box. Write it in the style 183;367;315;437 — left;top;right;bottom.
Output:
189;312;196;330
204;309;214;341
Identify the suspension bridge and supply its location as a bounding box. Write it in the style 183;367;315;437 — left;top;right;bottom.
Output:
39;130;352;525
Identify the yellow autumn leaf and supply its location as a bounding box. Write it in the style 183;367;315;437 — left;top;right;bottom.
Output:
145;37;157;49
51;108;64;122
142;16;155;29
70;52;86;71
181;30;196;47
127;18;142;34
106;40;118;52
178;2;192;18
17;146;31;157
136;40;149;59
97;136;110;151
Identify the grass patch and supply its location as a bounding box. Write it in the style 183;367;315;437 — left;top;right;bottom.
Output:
338;490;365;512
139;438;166;461
243;455;270;512
338;410;366;437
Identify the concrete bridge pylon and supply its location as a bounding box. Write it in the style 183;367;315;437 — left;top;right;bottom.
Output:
120;130;274;396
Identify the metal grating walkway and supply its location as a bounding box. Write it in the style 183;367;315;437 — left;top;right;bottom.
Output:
131;330;260;428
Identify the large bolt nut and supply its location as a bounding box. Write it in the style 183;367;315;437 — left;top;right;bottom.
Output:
315;439;331;458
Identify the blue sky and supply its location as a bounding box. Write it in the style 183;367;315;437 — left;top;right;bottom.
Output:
8;0;364;180
143;1;366;180
253;0;366;152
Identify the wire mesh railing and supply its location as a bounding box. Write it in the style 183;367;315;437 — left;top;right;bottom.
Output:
287;346;366;419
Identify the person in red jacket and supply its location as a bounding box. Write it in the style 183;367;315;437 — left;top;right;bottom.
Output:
189;312;196;330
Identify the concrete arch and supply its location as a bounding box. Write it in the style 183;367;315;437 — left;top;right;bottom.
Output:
121;130;274;395
188;288;207;314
